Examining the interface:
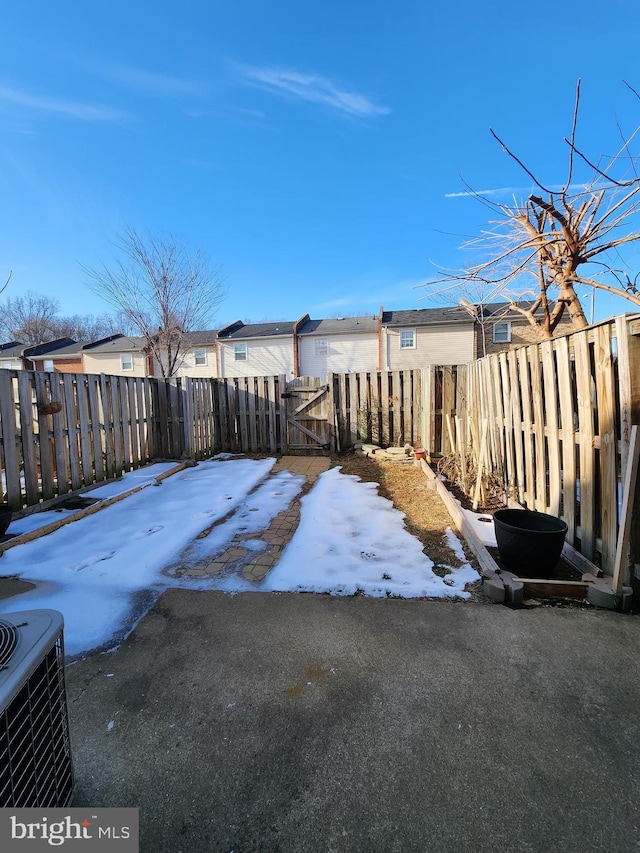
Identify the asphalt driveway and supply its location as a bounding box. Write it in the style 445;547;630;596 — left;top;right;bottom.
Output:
65;590;640;853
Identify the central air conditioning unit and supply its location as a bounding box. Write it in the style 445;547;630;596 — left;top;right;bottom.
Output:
0;609;74;807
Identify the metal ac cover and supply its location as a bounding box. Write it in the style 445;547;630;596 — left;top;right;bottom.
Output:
0;608;74;807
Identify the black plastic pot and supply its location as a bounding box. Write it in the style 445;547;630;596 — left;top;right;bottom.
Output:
0;505;12;537
493;509;568;577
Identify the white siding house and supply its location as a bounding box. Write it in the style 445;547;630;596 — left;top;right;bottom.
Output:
297;317;379;377
216;321;296;378
0;342;25;370
381;309;475;368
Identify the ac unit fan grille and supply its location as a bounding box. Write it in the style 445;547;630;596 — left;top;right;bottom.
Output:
0;619;19;667
0;634;74;807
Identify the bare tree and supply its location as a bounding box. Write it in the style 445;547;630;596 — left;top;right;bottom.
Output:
53;314;122;342
83;227;226;377
0;291;62;344
0;288;122;345
422;82;640;340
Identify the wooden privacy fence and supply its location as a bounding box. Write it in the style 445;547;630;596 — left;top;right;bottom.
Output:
3;315;638;584
423;316;640;579
331;369;427;450
0;371;291;510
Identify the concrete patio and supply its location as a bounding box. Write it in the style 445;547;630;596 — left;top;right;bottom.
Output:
66;589;640;853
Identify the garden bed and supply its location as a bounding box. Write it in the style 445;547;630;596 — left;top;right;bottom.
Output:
334;452;489;603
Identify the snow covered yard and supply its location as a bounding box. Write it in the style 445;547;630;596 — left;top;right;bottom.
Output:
0;456;479;657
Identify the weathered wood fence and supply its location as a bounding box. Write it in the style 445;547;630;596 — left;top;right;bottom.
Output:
1;315;638;585
331;369;426;450
423;316;640;580
0;372;289;509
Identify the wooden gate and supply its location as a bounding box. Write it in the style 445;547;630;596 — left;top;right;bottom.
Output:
283;377;334;454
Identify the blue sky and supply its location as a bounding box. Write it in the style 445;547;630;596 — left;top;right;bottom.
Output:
2;1;640;329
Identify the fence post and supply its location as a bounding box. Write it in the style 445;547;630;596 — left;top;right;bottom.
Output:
327;373;338;453
182;377;194;458
420;367;434;452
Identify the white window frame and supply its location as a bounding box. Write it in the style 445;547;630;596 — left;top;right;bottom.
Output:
314;338;328;356
43;359;55;372
121;354;134;372
493;322;512;343
399;329;416;349
234;343;247;362
194;348;207;366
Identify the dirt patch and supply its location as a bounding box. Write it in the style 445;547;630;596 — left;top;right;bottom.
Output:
333;453;489;603
0;576;36;601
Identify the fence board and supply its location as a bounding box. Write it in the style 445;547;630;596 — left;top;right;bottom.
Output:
119;377;133;468
555;338;576;544
237;378;248;451
246;377;257;452
506;351;524;504
594;324;617;573
349;373;359;445
0;372;21;507
127;379;139;466
17;371;39;503
411;369;421;447
136;379;147;463
516;349;535;508
87;375;105;484
109;377;122;474
50;373;70;496
76;375;93;485
498;354;515;497
574;331;595;559
33;372;54;501
61;374;81;492
528;349;546;512
267;376;277;452
541;341;561;517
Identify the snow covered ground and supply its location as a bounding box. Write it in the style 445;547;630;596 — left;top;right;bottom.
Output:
0;457;479;657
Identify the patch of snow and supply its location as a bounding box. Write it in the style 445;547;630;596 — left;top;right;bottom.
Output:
0;457;276;655
262;468;478;599
0;457;481;658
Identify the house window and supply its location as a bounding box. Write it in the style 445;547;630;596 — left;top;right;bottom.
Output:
43;359;54;372
314;338;328;356
194;348;207;366
121;354;134;371
493;322;512;343
399;329;416;349
234;343;247;361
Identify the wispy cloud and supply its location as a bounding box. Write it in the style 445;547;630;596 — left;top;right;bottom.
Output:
0;85;126;122
90;63;206;98
238;64;389;118
445;183;590;199
445;186;529;198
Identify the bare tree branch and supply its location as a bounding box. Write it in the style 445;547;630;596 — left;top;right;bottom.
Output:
83;227;226;377
422;84;640;339
489;128;554;194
